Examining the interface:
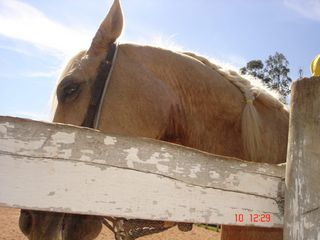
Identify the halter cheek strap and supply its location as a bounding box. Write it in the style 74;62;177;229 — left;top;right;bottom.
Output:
81;42;118;129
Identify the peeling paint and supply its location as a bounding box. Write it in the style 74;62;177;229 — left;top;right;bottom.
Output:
42;146;72;159
304;220;314;229
81;150;94;154
0;125;7;136
162;152;173;158
189;164;201;178
124;148;171;172
156;164;169;172
149;152;171;164
124;147;140;168
173;166;184;174
209;171;220;179
61;149;72;159
79;155;91;161
225;174;240;187
0;122;15;128
80;150;94;161
104;136;117;145
51;132;75;144
257;167;267;173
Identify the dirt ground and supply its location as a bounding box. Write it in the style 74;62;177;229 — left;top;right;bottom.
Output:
0;208;220;240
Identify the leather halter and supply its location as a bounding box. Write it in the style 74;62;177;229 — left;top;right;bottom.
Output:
81;43;118;129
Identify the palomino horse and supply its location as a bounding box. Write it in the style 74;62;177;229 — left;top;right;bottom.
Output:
19;0;288;239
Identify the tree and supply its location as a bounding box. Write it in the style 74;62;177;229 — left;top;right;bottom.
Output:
240;60;265;80
240;52;292;103
264;52;292;102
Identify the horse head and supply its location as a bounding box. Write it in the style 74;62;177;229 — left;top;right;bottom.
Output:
53;0;123;127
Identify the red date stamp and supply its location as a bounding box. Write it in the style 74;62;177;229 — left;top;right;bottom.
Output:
235;213;271;223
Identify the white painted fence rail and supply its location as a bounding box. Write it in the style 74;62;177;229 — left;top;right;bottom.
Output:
0;116;284;228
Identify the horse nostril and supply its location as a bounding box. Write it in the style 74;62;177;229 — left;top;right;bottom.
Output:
19;210;33;236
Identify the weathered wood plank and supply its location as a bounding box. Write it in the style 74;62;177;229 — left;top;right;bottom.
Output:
0;116;285;227
284;77;320;239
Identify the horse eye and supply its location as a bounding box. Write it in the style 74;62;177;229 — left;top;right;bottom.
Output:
19;210;32;236
59;82;81;103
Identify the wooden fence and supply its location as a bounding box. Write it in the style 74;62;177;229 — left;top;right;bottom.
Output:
284;77;320;239
0;77;319;238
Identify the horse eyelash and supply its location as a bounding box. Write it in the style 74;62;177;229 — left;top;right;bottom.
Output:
58;82;81;103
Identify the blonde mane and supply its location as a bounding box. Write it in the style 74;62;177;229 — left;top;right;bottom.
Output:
182;51;287;162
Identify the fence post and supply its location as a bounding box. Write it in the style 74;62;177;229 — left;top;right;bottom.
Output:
284;77;320;239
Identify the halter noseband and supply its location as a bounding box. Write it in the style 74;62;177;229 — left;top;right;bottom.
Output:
81;42;118;129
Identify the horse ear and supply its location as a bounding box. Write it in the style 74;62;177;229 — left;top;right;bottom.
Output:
88;0;123;55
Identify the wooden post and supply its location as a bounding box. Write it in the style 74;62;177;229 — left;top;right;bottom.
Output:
284;77;320;239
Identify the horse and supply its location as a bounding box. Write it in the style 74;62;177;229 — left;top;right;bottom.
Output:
19;0;289;239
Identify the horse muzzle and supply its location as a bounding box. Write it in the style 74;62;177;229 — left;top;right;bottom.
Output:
19;210;103;240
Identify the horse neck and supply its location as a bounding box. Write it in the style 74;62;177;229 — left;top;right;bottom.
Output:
118;44;246;158
122;44;244;115
113;44;288;163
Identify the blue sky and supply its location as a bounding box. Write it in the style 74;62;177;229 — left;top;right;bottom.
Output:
0;0;319;120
